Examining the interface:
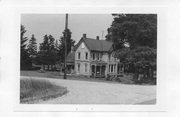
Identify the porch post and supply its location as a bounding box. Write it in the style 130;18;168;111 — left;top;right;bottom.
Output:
100;64;102;77
115;63;118;77
105;64;108;78
95;64;96;77
90;64;92;77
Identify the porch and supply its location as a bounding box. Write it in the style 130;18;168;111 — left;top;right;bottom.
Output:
90;62;124;78
90;61;107;78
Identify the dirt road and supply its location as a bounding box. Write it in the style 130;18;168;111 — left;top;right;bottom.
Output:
22;76;156;104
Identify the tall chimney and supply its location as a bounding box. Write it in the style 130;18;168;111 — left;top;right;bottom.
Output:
96;36;99;40
83;33;86;38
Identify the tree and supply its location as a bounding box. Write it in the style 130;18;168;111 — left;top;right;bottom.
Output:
48;35;58;66
58;29;75;63
21;25;28;50
107;14;157;83
106;14;157;50
27;34;37;63
55;40;59;51
38;35;57;70
115;46;156;83
20;25;31;70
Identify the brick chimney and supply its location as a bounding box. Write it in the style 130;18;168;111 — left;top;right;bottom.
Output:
83;33;86;38
96;36;99;40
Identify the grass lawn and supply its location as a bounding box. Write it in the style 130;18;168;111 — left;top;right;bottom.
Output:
20;78;68;104
21;70;135;84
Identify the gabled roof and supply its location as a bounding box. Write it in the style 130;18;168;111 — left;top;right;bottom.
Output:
66;51;75;63
75;38;113;52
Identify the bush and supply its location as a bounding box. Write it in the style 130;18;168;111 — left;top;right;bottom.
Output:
106;74;113;81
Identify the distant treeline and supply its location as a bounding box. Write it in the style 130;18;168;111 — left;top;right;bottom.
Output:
20;25;75;70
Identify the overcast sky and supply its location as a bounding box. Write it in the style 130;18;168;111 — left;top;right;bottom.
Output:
21;14;113;46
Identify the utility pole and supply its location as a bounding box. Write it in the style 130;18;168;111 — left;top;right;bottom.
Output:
64;13;68;79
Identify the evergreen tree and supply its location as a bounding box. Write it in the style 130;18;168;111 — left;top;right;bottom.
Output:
55;40;59;51
21;25;28;50
54;40;60;62
48;35;57;66
20;25;31;70
27;34;37;63
38;35;57;70
58;29;75;63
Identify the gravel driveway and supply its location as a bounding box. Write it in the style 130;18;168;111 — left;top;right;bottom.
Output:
22;76;156;104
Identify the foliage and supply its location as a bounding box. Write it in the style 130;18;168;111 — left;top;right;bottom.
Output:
106;14;157;50
57;29;75;62
37;35;58;69
21;25;28;50
117;46;156;83
106;14;157;83
27;34;37;63
116;46;156;67
20;25;31;70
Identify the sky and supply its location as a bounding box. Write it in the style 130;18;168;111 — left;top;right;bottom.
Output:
21;14;114;46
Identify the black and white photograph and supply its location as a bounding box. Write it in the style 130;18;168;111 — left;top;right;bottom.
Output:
1;0;180;116
20;14;157;104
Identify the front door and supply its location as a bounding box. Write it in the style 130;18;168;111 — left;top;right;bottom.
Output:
101;65;106;76
96;66;100;76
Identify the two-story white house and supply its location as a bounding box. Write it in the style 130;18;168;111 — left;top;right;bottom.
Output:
67;33;121;78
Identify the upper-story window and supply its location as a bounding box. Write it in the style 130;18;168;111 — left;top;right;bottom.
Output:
111;65;114;73
81;42;85;48
78;52;81;59
97;53;100;60
92;53;95;60
78;63;80;72
85;52;88;60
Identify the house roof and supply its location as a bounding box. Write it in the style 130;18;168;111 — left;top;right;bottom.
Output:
75;38;113;52
66;51;75;63
91;60;107;65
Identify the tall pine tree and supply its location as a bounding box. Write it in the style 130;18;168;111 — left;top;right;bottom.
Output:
58;29;75;63
38;35;57;70
20;25;31;70
27;34;37;63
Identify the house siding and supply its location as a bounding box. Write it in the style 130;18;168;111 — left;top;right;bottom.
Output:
74;38;120;77
102;53;109;62
75;42;90;75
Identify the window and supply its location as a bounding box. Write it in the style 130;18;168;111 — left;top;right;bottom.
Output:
111;65;113;73
85;52;88;60
92;53;95;60
78;63;80;72
81;42;85;48
85;63;88;72
97;53;100;60
78;52;81;59
114;64;116;72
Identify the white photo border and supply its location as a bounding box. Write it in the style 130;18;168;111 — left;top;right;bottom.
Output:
10;6;167;112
